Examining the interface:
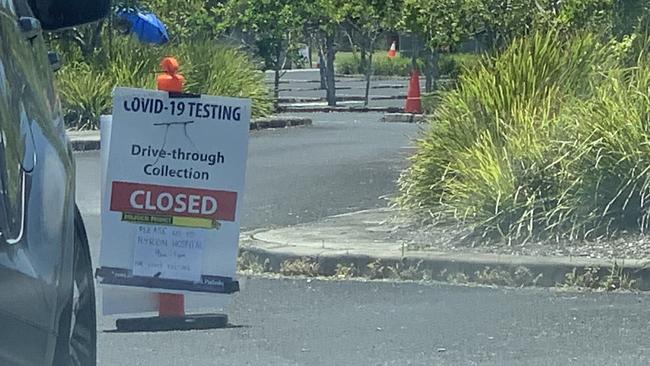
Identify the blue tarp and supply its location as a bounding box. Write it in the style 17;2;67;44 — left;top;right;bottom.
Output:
117;10;169;45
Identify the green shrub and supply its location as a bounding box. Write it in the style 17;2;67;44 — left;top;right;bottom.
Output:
57;63;113;130
397;31;642;242
56;38;271;129
421;92;441;114
335;52;361;74
372;54;418;76
438;53;481;79
569;67;650;236
335;52;421;76
336;52;480;78
176;39;272;115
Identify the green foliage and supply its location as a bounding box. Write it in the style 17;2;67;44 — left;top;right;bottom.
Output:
175;39;272;111
218;0;304;71
56;38;271;129
339;0;399;46
336;53;417;76
562;263;636;290
438;53;481;79
335;52;479;77
612;0;650;37
397;31;650;242
50;0;221;62
421;92;442;114
136;0;221;41
476;0;538;48
400;0;480;51
298;0;342;36
279;257;320;276
475;0;633;49
563;267;602;289
546;0;614;34
342;0;398;28
370;55;415;76
57;63;113;130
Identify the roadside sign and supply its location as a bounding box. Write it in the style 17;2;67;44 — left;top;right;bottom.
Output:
97;87;250;314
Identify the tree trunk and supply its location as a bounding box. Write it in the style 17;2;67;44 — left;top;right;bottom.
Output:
273;47;281;111
363;52;372;106
319;48;327;90
325;35;336;107
424;50;439;93
345;30;358;61
359;48;367;75
411;50;419;72
273;67;280;111
308;45;312;68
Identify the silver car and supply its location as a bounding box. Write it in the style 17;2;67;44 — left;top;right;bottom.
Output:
0;0;107;365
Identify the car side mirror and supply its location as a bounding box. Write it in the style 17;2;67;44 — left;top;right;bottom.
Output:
27;0;109;31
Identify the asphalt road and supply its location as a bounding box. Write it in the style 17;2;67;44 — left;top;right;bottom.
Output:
99;277;650;366
75;112;419;239
74;111;650;365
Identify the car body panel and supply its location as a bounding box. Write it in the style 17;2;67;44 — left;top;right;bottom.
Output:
0;0;76;364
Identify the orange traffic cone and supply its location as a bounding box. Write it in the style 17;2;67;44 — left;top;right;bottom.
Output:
387;41;397;58
404;69;422;114
157;57;185;92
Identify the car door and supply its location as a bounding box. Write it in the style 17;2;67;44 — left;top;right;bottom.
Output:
0;1;76;365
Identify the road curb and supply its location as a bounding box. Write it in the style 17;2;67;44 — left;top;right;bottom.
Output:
279;95;405;104
70;138;101;152
240;235;650;290
335;74;411;81
278;85;404;92
249;116;312;130
69;116;312;151
277;106;403;113
382;113;426;123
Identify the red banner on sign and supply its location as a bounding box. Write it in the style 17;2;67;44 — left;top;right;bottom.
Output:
110;181;237;222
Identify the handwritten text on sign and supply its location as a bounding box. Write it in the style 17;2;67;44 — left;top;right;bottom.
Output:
132;225;204;282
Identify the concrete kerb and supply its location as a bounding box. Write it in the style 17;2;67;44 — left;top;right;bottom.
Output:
240;233;650;290
249;116;312;130
68;116;312;151
278;95;406;104
277;106;403;113
277;85;403;92
382;113;425;123
68;130;101;151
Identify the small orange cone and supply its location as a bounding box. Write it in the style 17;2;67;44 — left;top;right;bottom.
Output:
387;41;397;58
404;69;422;114
156;57;185;93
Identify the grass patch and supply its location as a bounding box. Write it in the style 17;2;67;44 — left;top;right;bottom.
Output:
279;257;320;276
334;263;358;279
237;252;269;273
561;262;636;291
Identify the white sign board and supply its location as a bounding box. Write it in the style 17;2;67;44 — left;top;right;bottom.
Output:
97;87;250;312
